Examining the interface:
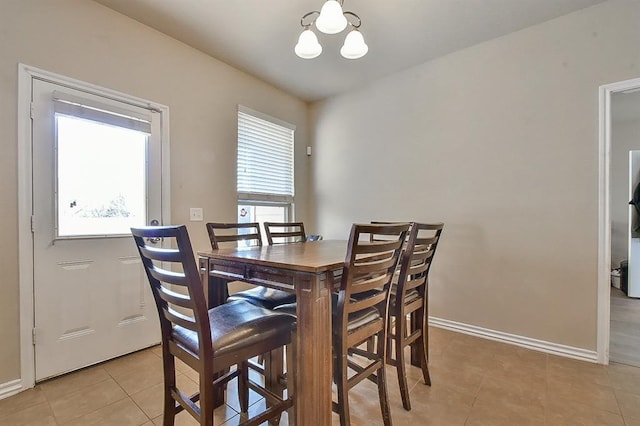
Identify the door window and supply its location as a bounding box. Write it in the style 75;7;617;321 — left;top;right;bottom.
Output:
56;114;148;238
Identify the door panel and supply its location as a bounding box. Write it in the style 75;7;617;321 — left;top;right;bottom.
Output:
32;79;162;381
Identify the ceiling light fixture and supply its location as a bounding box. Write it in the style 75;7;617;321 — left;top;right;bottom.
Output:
294;0;368;60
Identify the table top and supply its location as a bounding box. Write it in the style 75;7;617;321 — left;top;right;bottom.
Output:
198;239;347;274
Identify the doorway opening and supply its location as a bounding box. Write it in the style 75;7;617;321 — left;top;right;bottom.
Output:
598;76;640;365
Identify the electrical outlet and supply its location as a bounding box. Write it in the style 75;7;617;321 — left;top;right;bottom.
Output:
189;208;203;221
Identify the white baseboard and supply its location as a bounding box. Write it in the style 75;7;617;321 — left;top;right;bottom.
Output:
0;379;23;400
429;316;598;363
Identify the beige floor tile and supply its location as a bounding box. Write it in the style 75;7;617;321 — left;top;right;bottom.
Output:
151;402;238;425
102;349;160;379
624;417;640;426
614;388;640;420
108;355;164;396
607;369;640;395
40;365;111;401
62;398;148;426
545;398;625;426
475;376;545;411
150;345;162;358
0;401;57;426
0;386;48;417
466;397;545;426
391;379;473;425
547;377;619;414
47;377;127;424
547;355;611;387
130;373;200;419
425;362;485;398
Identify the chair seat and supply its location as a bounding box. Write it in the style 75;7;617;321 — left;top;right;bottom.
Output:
339;306;381;333
173;300;295;358
273;302;297;316
227;286;296;310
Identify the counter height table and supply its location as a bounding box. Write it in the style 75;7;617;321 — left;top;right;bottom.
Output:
198;240;347;426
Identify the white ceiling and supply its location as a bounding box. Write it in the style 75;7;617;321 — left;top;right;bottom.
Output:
92;0;605;102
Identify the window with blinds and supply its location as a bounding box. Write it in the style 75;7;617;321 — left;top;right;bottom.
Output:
237;106;295;229
237;106;295;203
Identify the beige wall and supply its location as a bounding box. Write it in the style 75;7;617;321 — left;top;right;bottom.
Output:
0;0;310;384
311;0;640;350
611;97;640;267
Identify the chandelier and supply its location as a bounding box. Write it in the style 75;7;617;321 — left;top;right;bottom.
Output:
294;0;368;60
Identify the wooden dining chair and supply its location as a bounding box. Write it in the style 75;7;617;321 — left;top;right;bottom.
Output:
333;223;409;426
387;222;444;410
131;225;295;426
205;222;296;309
263;221;307;245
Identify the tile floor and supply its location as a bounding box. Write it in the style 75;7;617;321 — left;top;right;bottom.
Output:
2;327;640;425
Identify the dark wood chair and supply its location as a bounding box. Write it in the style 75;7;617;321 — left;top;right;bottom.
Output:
263;221;307;245
131;225;295;426
205;222;296;309
333;223;410;426
387;222;444;410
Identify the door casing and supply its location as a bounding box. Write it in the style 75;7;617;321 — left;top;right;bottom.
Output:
17;63;171;390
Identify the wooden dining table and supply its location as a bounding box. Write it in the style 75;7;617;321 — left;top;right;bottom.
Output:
198;239;347;426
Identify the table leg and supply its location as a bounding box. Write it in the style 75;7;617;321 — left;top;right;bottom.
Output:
294;273;333;426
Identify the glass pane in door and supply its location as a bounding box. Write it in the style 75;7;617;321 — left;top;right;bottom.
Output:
56;114;147;237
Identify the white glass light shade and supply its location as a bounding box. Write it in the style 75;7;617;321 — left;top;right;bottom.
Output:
315;0;347;34
295;29;322;59
340;29;368;59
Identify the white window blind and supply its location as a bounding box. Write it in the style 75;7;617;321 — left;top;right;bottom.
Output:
237;107;295;202
53;91;152;134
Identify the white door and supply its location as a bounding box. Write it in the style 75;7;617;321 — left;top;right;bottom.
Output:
31;78;164;381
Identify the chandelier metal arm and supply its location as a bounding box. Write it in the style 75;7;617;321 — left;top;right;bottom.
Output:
343;11;361;28
300;11;320;29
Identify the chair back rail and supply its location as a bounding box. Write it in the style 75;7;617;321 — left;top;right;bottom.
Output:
263;221;306;245
206;222;262;249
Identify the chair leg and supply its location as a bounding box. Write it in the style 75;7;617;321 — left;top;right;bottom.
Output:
238;361;250;414
376;331;393;426
162;353;177;426
200;368;215;426
263;347;285;426
335;354;351;426
286;331;297;426
412;309;431;386
395;317;412;411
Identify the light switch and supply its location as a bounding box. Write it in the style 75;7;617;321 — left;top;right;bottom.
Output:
189;208;203;222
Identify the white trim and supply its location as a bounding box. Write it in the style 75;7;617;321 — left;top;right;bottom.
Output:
0;380;23;400
597;76;640;365
429;317;598;363
238;104;296;131
17;64;171;388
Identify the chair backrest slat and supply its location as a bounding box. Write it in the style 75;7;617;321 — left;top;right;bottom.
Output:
164;307;198;332
149;267;190;287
138;245;183;263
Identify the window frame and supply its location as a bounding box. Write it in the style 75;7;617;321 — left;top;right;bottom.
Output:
236;105;296;221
